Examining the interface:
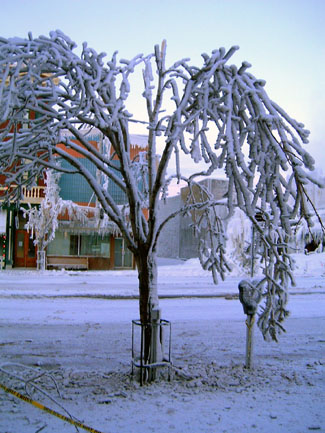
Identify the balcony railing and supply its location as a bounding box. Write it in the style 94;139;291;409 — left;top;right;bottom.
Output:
0;186;45;204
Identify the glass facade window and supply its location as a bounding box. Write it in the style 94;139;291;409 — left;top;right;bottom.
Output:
47;232;110;257
47;231;70;256
114;237;132;267
80;234;110;256
70;235;79;255
59;159;97;204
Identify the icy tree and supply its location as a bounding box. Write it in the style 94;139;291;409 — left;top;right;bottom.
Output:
22;169;87;270
0;31;323;360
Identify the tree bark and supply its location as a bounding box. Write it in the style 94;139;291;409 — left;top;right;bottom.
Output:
135;247;162;381
136;248;159;324
37;250;46;271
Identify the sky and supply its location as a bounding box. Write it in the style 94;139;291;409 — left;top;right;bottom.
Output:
1;0;324;185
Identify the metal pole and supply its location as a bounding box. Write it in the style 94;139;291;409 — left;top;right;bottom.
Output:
245;314;255;369
168;322;172;381
140;324;144;386
131;321;135;376
251;226;255;278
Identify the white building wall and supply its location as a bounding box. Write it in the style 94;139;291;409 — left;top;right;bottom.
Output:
157;178;229;259
157;195;181;258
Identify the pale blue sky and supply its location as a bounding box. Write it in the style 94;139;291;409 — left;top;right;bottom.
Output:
1;0;324;172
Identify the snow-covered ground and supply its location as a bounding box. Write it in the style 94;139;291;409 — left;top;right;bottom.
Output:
0;253;324;432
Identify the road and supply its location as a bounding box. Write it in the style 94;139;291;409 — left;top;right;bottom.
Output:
0;281;324;433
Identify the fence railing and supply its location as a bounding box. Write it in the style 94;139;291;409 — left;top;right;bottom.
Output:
0;186;45;204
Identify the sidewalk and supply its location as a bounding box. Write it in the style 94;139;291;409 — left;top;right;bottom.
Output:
1;262;324;299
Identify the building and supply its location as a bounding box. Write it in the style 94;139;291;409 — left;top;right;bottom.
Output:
157;178;229;259
0;180;46;269
0;129;148;270
156;175;325;260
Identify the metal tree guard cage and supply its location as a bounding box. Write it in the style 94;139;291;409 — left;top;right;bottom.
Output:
131;319;172;385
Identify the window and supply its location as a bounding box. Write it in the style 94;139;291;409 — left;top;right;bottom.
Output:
80;234;110;256
47;232;110;257
70;235;79;255
58;159;97;204
47;231;71;256
114;238;132;267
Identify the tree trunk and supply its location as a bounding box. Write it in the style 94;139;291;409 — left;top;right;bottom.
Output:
136;249;159;322
135;248;163;382
37;249;46;271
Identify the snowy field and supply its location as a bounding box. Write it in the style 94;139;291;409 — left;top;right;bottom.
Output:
0;254;324;433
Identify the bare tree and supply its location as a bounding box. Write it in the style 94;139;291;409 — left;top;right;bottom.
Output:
0;31;323;368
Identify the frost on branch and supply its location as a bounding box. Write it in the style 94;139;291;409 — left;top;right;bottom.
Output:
23;169;88;270
0;32;323;341
178;180;231;284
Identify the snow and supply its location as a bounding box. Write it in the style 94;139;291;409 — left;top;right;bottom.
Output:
130;134;148;149
0;253;325;432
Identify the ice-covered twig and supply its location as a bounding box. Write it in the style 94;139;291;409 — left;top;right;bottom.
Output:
0;363;79;429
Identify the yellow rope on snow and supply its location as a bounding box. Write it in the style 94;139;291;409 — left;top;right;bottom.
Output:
0;382;105;433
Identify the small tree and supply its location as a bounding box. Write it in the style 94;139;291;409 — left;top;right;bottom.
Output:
0;32;323;370
23;168;87;270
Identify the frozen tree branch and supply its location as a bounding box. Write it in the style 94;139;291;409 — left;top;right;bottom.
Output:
0;31;323;343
